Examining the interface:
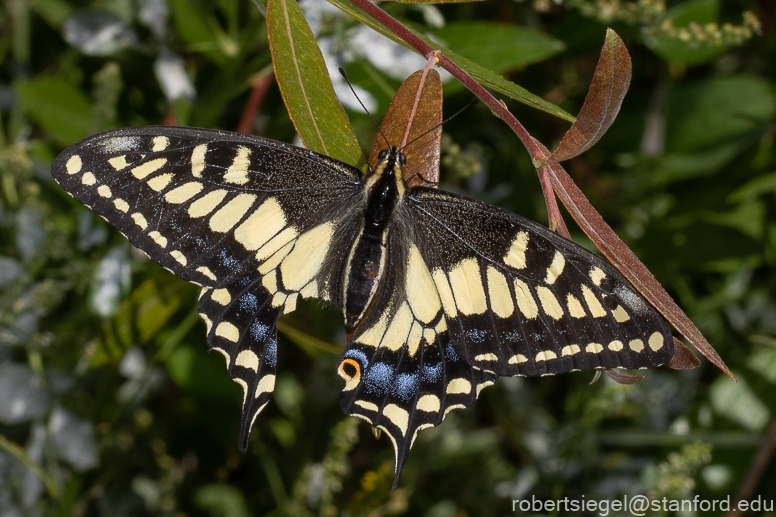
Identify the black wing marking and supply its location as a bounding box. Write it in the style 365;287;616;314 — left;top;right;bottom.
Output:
50;126;365;291
337;229;498;489
51;126;368;449
404;187;674;377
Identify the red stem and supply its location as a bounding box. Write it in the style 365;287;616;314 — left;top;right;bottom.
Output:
237;70;276;135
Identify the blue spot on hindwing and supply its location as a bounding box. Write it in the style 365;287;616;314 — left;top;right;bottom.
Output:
422;363;442;383
392;373;419;401
364;362;394;395
239;292;258;312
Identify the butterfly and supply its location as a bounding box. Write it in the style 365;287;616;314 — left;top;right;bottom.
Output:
51;126;673;488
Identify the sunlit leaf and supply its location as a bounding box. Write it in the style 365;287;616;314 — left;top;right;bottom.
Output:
268;0;364;167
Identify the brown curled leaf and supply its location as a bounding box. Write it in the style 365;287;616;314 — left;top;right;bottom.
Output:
549;29;632;163
368;68;442;187
666;338;701;370
605;369;644;384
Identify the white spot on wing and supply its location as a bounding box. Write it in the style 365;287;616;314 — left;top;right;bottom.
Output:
405;246;441;324
544;251;565;284
448;258;487;315
66;155;82;175
215;322;239;343
446;378;471;394
191;144;207;177
486;266;514;318
152;136;169;152
209;193;257;233
81;172;96;185
504;231;529;269
279;222;334;292
224;146;251;185
235;350;259;372
234;198;286;251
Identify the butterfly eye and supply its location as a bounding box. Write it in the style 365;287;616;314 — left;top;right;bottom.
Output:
338;358;362;391
378;150;389;162
398;153;406;167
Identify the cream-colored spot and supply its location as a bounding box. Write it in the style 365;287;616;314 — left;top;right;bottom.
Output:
113;198;129;212
508;354;528;364
131;158;167;179
629;339;644;352
611;305;630;322
407;322;423;358
131;212;148;230
544;251;565;284
589;267;607;286
272;293;288;307
235;350;259;372
586;343;604;353
234;197;286;251
513;279;539;319
444;404;466;418
486;266;514;318
81;172;96;185
147;173;173;192
566;294;587;318
357;312;389;348
608;340;624;351
215;322;239;343
191;144;207;177
299;281;318;299
224;146;251;185
416;394;440;413
279;222;334;291
476;381;494;396
383;404;409;435
188;189;228;218
170;250;187;266
165;182;203;204
474;353;498;362
233;378;249;406
256;374;276;396
432;269;457;317
148;231;168;248
97;185;112;198
109;156;128;170
504;231;529;269
152;135;169;152
257;242;294;276
648;332;664;351
256;227;299;263
423;328;436;346
201;313;213;334
262;271;277;293
383;303;413;352
209;193;256;233
355;400;379;412
536;286;564;320
581;285;607;317
446;378;472;395
535;351;557;362
283;293;298;314
211;288;231;306
405;246;441;324
448;258;487;316
212;347;230;368
562;345;581;356
197;266;216;281
66;155;82;174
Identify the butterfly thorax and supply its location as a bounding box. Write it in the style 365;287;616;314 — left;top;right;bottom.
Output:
343;147;407;330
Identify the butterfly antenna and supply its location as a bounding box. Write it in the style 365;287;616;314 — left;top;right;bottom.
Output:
401;98;480;152
338;67;390;149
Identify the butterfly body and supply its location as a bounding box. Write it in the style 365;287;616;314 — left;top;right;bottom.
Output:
51;126;673;488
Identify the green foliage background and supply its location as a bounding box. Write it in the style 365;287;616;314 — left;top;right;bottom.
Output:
0;0;774;515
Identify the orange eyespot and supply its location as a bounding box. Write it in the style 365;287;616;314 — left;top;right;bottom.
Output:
338;358;361;381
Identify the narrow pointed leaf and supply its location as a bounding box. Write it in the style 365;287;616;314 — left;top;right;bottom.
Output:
267;0;364;166
368;69;442;186
550;29;631;163
325;0;574;122
604;369;644;384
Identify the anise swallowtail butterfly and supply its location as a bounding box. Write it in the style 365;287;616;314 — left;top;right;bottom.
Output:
52;126;673;488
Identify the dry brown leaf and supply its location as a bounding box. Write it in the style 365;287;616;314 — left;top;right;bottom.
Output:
368;69;443;187
549;29;631;163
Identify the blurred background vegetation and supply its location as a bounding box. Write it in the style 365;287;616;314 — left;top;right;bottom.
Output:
0;0;774;515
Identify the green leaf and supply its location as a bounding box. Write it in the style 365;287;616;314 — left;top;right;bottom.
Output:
267;0;364;167
325;0;574;122
747;347;776;384
15;77;91;145
170;0;228;66
430;22;565;73
666;75;775;152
